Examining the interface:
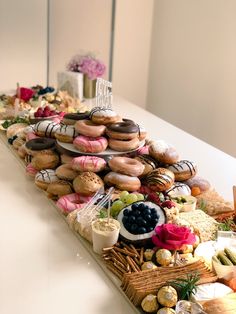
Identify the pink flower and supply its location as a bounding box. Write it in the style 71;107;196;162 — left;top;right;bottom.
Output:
152;223;196;250
18;87;35;102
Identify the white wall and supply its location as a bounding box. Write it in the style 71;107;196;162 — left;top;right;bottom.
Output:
147;0;236;157
0;0;47;90
49;0;112;85
112;0;154;108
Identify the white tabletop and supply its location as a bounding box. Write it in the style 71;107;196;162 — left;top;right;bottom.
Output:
0;96;235;314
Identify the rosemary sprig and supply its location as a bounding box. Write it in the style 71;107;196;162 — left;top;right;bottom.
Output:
169;272;200;300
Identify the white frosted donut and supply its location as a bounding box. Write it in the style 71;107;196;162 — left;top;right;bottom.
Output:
90;107;119;125
55;124;77;143
56;193;92;214
73;135;108;153
165;182;191;197
75;119;106;137
104;172;141;192
34;120;60;138
108;157;144;177
35;169;59;190
71;156;106;172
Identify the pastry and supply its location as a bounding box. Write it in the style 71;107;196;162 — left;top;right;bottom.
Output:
55;124;77;143
108;156;144;177
75;119;106;137
149;140;179;164
167;160;197;181
146;168;175;192
73;135;108;153
73;172;104;196
106;121;139;140
35;169;59;190
90;107;119;125
55;164;78;181
71;156;106;173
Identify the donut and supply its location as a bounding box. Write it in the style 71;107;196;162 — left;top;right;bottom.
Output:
34;120;60;138
6;123;28;139
47;180;73;198
25;154;33;165
134;154;158;177
90;107;119;125
137;125;147;141
165;182;191;197
26;163;38;178
145;168;175;192
135;145;149;155
108;137;139;152
12;137;25;150
168;160;197;181
149;140;179;164
73;135;108;153
31;151;60;170
35;169;59;190
56;193;92;214
55;124;77;143
17;144;27;158
73;172;104;196
26;132;39;141
108;157;144;177
55;164;78;181
60;154;74;164
62;112;90;125
106;121;139;140
71;156;106;173
104;172;141;192
23;125;35;138
75;119;106;137
183;176;211;196
25;138;56;156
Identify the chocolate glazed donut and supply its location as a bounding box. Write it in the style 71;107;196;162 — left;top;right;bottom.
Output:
62;112;90;125
26;138;56;151
106;121;139;140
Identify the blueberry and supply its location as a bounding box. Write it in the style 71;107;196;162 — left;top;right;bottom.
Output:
151;207;156;213
144;214;152;222
146;226;154;233
152;218;159;226
151;212;158;219
128;216;136;224
130;224;138;234
137;217;145;226
122;216;129;224
138;203;146;210
143;208;151;216
124;222;131;231
133;210;141;217
131;203;140;211
123;209;130;216
137;227;147;234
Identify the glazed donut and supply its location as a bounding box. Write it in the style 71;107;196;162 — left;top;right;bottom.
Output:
146;168;175;192
134;154;158;177
75;119;106;137
149;140;179;164
60;154;74;164
165;182;191;197
34;120;60;138
108;157;144;177
73;135;108;153
31;151;59;170
55;124;77;143
104;172;141;192
106;121;139;140
47;180;73;197
35;169;59;190
71;156;106;173
168;160;197;181
25;138;56;156
62;112;90;125
183;175;211;195
17;144;27;158
6;123;28;139
56;193;92;214
90;107;119;125
73;172;104;196
12;137;25;150
108;137;139;152
25;163;38;178
55;164;78;181
137;125;147;141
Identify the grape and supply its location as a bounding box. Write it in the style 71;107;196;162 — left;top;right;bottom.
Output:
120;191;129;202
124;193;138;205
136;193;144;201
111;200;125;216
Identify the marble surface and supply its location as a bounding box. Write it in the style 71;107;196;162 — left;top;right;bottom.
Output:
0;96;235;314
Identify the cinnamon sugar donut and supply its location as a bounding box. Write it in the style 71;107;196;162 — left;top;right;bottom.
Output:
108;157;144;177
73;135;108;153
108;137;139;152
75;119;106;137
146;168;175;192
104;172;141;192
31;151;59;170
149;140;179;164
71;156;106;173
73;172;104;196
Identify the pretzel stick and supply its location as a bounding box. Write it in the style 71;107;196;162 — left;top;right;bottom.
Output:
114;247;137;257
126;256;140;272
111;249;127;265
111;257;126;270
113;262;127;274
140;247;144;265
130;244;140;258
106;264;123;280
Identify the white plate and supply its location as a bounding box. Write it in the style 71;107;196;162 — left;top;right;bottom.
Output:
56;139;145;156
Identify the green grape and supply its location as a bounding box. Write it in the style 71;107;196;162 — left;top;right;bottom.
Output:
120;191;129;202
111;200;125;217
125;193;138;205
136;193;145;201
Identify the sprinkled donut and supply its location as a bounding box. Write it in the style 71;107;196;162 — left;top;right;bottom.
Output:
104;172;141;192
34;120;60;138
73;135;108;153
90;107;119;125
55;124;77;143
71;156;106;172
167;160;197;181
75;119;106;137
35;169;59;190
108;157;144;177
146;168;175;192
56;193;92;214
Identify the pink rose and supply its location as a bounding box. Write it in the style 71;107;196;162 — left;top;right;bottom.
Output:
152;223;196;250
18;87;35;102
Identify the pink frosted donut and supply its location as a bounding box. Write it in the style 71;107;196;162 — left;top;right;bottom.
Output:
136;145;149;155
75;119;106;137
26;163;38;178
56;193;92;214
71;156;106;172
73;135;108;153
26;132;39;141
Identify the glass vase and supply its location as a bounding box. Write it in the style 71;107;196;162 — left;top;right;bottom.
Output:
83;74;96;99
